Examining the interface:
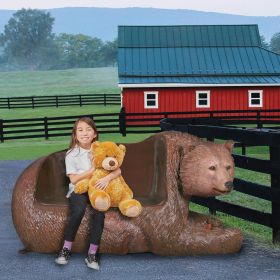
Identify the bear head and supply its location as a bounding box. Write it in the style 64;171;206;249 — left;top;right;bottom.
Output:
180;140;235;197
91;141;126;171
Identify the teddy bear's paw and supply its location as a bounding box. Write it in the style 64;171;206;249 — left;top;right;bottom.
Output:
119;199;142;217
94;196;111;211
124;206;142;217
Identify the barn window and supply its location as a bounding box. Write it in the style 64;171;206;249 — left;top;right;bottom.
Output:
248;90;263;107
144;91;158;109
196;91;210;108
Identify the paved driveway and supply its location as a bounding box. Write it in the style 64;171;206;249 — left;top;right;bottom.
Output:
0;160;279;280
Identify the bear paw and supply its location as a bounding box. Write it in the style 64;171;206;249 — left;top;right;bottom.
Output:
89;189;111;211
94;196;111;211
124;206;141;217
119;199;142;218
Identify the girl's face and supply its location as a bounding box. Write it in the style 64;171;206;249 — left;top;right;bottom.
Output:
76;121;96;149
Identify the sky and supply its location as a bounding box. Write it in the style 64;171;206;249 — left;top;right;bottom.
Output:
0;0;279;16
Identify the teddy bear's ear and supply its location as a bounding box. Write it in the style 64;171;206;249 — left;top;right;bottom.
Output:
224;140;234;153
92;141;100;150
118;144;126;153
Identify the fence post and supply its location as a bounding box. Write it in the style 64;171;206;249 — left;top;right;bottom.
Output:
7;98;11;109
119;107;126;136
208;197;217;216
44;117;49;140
241;127;246;155
31;96;35;109
0;119;4;143
104;94;107;106
55;96;58;108
242;144;246;156
79;95;82;107
270;145;280;243
257;111;262;129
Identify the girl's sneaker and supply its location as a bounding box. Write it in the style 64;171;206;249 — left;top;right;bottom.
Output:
55;247;71;265
85;253;100;270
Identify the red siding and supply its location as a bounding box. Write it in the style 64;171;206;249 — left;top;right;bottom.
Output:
123;86;280;123
123;86;280;111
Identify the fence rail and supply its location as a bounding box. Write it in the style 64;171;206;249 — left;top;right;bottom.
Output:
0;93;120;109
0;108;280;143
160;118;280;244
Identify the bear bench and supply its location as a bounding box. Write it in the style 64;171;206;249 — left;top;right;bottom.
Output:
12;131;243;255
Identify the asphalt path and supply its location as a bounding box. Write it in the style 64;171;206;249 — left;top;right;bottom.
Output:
0;160;280;280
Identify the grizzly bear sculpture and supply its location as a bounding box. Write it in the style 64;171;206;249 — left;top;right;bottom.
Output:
12;131;243;255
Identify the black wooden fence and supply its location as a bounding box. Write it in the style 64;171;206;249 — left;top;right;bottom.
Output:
1;108;280;143
160;118;280;244
0;93;120;109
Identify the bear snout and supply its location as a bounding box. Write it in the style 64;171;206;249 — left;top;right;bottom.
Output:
102;157;118;171
224;181;234;191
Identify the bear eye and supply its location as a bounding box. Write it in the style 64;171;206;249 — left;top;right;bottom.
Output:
209;166;216;171
226;165;231;170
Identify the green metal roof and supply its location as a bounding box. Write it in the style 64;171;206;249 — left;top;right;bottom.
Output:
118;25;280;85
118;25;261;48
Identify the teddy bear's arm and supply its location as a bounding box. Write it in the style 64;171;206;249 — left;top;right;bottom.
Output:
74;178;89;194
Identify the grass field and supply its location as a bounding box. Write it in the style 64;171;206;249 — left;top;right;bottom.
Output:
0;67;278;247
0;104;121;119
0;67;119;97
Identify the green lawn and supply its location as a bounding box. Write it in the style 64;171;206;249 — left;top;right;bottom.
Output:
0;133;154;160
0;105;121;119
0;67;119;97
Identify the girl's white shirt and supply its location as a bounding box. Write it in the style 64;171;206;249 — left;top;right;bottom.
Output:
65;145;93;198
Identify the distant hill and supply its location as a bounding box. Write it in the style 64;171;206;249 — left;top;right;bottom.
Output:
0;7;279;42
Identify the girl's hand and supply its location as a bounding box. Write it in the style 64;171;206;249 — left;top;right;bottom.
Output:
95;177;110;190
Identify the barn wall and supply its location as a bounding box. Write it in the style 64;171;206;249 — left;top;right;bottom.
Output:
123;86;280;113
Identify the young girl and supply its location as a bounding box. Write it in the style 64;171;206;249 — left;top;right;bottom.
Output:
55;117;121;270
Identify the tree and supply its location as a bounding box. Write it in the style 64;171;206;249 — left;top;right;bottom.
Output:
100;38;118;66
0;9;55;70
270;32;280;54
260;35;269;50
54;33;104;69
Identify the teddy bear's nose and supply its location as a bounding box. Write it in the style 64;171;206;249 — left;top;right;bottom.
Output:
109;160;115;166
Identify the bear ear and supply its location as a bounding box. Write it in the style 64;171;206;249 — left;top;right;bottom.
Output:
92;141;100;150
118;144;126;153
224;140;234;153
188;145;196;153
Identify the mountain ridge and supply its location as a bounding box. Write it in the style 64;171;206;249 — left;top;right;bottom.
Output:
0;7;279;42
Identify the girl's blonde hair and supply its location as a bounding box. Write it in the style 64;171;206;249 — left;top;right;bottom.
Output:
69;117;99;150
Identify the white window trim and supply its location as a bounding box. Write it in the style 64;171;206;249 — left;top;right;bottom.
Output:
248;90;263;107
144;91;158;109
196;90;210;108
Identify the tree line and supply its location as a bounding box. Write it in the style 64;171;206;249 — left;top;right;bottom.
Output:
0;9;117;71
0;9;280;71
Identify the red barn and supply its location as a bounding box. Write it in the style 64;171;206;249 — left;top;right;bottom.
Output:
117;25;280;118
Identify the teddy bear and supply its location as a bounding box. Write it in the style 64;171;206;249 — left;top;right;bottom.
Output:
74;141;142;218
